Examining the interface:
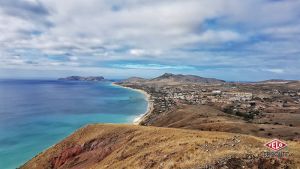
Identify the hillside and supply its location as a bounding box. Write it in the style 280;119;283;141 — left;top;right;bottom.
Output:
120;73;225;85
21;124;300;169
117;74;300;141
142;104;300;140
150;73;225;84
256;79;296;84
121;77;147;83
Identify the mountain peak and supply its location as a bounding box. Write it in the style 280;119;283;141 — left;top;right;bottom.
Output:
160;73;175;78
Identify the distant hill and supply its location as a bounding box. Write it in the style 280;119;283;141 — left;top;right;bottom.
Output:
258;79;295;84
120;73;225;85
150;73;225;84
285;81;300;89
58;76;105;81
121;77;147;83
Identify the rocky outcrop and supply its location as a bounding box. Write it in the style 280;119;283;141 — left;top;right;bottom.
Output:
50;134;122;169
51;145;83;168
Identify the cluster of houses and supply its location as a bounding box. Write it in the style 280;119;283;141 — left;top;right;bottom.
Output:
121;82;300;119
158;86;254;105
135;85;258;116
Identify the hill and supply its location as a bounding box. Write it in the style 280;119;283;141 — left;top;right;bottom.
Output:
142;104;300;140
256;79;296;84
21;124;300;169
150;73;225;84
120;73;225;85
121;77;147;83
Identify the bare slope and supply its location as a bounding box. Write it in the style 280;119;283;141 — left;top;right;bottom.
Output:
119;73;225;85
143;104;300;140
121;77;147;83
150;73;225;84
21;124;300;169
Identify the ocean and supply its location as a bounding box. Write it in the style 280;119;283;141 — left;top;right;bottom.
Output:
0;79;148;169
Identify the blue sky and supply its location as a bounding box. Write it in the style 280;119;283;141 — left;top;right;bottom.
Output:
0;0;300;81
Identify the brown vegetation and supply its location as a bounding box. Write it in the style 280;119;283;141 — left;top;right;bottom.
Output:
21;124;300;169
146;104;300;140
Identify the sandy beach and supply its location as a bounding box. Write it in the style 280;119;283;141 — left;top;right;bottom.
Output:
111;83;154;125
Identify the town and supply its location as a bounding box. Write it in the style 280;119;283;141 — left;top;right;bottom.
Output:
117;74;300;140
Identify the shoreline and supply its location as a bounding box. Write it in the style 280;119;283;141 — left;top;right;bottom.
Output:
111;82;153;125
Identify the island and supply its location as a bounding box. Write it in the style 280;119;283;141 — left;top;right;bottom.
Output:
58;76;105;81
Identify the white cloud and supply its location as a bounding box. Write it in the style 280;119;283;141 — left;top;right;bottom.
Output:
262;24;300;39
129;49;146;56
69;56;78;61
198;30;243;44
1;0;300;80
112;63;195;70
263;68;285;74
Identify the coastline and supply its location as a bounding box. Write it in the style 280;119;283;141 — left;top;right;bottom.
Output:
111;82;153;125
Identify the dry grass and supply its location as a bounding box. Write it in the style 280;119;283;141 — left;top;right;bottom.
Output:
21;124;300;169
147;104;300;140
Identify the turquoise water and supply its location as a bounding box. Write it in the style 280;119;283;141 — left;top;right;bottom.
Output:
0;79;147;169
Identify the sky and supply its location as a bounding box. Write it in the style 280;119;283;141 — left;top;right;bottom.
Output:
0;0;300;81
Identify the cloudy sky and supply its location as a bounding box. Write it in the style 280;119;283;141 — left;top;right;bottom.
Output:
0;0;300;80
